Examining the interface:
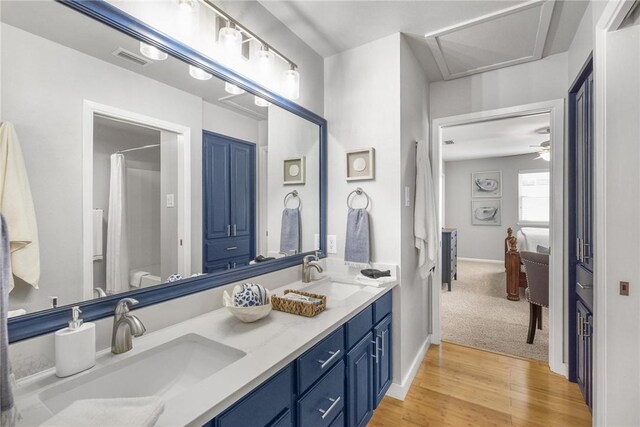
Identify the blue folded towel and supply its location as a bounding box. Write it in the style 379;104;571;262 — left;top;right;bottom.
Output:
280;208;300;255
345;208;370;267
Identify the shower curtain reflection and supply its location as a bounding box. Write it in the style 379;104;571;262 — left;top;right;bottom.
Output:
106;153;129;294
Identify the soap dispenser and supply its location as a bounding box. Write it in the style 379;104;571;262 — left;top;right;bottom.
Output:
55;306;96;378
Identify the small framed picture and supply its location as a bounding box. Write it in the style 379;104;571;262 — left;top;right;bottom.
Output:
471;199;502;226
283;157;305;185
346;148;375;181
471;170;502;197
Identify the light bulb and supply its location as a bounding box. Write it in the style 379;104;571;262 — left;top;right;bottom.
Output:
283;68;300;100
177;0;196;11
219;26;242;60
139;42;168;61
225;82;245;95
189;65;212;80
254;96;270;107
257;48;275;86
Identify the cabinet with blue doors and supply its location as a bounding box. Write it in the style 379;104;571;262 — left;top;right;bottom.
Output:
203;131;255;274
208;290;393;427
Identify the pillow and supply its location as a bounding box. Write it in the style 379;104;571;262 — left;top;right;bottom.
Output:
536;245;550;254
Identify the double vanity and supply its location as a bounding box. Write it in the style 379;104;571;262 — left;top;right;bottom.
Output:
14;276;396;427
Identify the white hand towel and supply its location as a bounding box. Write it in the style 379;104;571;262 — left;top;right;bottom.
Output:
8;308;26;318
92;209;103;261
414;140;439;279
355;274;395;287
40;396;164;427
0;122;40;291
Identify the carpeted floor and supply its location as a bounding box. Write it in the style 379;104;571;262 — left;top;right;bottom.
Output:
441;260;549;361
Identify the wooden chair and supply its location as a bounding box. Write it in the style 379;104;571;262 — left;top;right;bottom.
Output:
520;251;549;344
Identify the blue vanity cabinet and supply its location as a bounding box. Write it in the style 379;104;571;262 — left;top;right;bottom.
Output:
297;361;346;427
203;131;255;273
346;332;375;427
373;314;392;407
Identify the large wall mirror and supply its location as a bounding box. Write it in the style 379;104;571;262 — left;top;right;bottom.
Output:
3;0;326;341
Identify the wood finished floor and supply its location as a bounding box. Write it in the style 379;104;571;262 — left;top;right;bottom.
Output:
369;342;591;427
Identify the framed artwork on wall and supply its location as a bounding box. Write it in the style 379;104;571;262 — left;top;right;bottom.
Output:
283;157;305;185
471;170;502;197
472;199;502;226
346;148;375;181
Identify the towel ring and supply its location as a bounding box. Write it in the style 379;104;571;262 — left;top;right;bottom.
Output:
284;190;301;209
347;187;370;209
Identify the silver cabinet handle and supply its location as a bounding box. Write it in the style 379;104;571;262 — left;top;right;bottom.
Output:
371;339;378;361
583;242;591;260
577;313;583;338
381;331;386;358
317;350;341;369
232;262;237;268
318;396;341;420
583;318;591;337
226;246;237;251
576;237;581;262
233;224;237;236
577;281;593;290
227;225;231;237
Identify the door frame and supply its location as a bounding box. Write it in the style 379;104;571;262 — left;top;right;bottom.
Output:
82;100;192;300
431;99;566;376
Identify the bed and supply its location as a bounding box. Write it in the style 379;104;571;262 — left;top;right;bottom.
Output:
504;227;550;301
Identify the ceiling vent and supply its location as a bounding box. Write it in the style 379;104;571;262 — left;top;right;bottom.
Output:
425;0;555;80
111;48;151;67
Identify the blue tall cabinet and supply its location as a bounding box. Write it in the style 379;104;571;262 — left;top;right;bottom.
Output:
203;131;256;273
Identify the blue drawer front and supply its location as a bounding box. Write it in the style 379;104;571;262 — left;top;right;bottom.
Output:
298;327;345;393
217;365;293;427
345;305;373;350
329;411;345;427
372;291;392;324
205;237;250;262
298;361;346;427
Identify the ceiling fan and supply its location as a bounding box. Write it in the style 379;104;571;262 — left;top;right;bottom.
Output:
531;140;551;161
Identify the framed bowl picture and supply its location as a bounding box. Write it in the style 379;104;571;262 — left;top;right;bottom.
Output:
346;148;375;181
283;157;305;185
471;199;502;226
471;170;502;197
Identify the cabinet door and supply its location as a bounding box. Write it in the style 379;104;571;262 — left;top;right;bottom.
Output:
585;310;593;409
576;301;589;403
203;134;231;241
347;332;374;427
576;74;594;271
229;143;255;239
373;315;392;407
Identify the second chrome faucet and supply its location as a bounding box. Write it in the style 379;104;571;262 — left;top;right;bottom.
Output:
111;298;146;354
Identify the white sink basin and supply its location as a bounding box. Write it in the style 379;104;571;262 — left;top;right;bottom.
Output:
39;333;246;414
303;281;364;301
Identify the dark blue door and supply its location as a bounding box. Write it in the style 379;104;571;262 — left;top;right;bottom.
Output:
347;332;374;427
203;131;255;272
373;315;392;407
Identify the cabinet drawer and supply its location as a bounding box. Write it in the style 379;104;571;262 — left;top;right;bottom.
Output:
298;327;345;393
298;361;345;427
205;237;250;262
346;305;373;349
217;365;293;427
372;292;392;324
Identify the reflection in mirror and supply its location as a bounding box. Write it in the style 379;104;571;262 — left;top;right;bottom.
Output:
1;0;320;316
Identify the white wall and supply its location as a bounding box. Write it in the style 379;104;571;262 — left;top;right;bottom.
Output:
430;52;569;120
444;154;547;261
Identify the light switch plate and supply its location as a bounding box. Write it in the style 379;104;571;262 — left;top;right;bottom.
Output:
404;186;411;207
166;194;175;208
327;235;337;254
620;281;630;296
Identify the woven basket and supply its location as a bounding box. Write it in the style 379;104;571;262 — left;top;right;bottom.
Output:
271;289;327;317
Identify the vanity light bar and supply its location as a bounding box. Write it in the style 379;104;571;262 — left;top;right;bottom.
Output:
199;0;298;70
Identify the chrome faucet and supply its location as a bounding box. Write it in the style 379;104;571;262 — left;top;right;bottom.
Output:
302;254;324;283
111;298;146;354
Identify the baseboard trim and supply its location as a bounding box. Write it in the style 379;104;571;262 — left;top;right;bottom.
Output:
457;257;503;264
386;335;431;401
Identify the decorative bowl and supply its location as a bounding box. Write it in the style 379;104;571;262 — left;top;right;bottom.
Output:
223;290;271;323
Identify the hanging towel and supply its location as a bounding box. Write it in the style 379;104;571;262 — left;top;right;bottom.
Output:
414;140;438;279
280;208;300;255
106;154;129;294
1;214;18;427
92;209;103;261
344;208;370;268
0;122;40;292
40;396;165;427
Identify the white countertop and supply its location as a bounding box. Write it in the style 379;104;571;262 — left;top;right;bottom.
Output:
14;275;397;427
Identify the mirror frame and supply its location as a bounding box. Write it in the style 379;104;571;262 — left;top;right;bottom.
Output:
7;0;327;343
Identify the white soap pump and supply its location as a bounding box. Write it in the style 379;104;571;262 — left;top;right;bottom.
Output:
55;306;96;378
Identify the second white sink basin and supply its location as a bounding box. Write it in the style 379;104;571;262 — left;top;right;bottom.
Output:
303;281;364;302
39;333;246;414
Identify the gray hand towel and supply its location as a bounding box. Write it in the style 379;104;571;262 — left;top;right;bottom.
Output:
1;214;17;427
345;208;370;268
280;208;300;255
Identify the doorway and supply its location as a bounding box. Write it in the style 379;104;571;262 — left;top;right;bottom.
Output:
432;100;566;375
